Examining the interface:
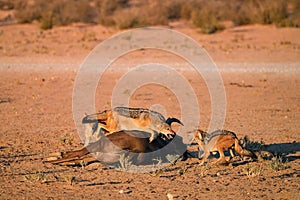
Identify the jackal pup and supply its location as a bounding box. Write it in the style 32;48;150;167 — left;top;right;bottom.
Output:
82;107;183;143
194;129;256;164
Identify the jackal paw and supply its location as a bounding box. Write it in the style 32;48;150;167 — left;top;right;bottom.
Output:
149;135;155;143
215;159;229;166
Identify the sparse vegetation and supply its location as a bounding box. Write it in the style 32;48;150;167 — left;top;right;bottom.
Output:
118;154;132;171
13;0;96;29
60;136;74;145
198;164;211;177
151;157;164;176
166;154;181;165
0;0;14;10
244;163;263;177
24;172;48;183
64;175;76;186
268;156;290;172
11;0;300;32
178;166;188;176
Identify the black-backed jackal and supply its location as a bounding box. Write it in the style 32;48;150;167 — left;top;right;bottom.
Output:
194;129;257;164
82;107;183;143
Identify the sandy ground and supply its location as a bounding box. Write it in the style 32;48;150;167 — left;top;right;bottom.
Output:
0;22;300;199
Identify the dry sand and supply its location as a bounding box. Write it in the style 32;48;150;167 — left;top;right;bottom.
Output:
0;22;299;199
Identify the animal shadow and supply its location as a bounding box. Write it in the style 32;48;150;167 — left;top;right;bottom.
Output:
261;142;300;161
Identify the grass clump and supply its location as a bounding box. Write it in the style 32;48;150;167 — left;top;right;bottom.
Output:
60;136;73;145
268;155;290;172
166;154;181;165
24;172;48;183
118;154;132;171
244;163;263;177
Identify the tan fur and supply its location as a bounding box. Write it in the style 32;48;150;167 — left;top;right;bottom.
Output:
194;129;256;164
82;107;182;144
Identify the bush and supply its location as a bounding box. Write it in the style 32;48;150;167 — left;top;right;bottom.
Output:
12;0;300;31
14;0;45;23
229;0;262;26
260;0;288;25
113;9;142;29
191;1;225;34
40;12;53;30
14;0;96;29
96;0;129;26
290;0;300;27
0;0;14;10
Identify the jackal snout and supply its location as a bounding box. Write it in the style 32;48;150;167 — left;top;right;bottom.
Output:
160;123;176;139
82;113;100;124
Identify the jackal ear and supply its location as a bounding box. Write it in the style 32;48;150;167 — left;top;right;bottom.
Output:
199;132;204;140
193;131;199;140
166;118;184;126
197;129;206;141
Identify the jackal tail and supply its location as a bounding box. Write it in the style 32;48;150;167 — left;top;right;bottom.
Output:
234;139;257;159
82;111;108;124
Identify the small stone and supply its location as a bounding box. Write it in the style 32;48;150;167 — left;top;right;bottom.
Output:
167;193;174;200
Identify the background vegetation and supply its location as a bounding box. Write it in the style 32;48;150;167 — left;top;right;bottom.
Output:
1;0;300;32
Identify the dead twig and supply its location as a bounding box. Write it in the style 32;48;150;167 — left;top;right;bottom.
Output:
0;98;11;104
230;82;253;88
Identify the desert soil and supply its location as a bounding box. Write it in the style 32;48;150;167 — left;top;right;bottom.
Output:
0;22;300;199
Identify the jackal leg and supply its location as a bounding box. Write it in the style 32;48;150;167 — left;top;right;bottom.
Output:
197;147;201;159
215;148;228;164
149;131;158;143
229;148;235;158
199;149;210;165
228;148;236;161
94;124;110;134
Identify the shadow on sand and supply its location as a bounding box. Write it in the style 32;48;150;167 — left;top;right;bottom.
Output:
261;141;300;161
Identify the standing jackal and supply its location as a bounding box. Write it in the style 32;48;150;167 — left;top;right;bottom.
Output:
82;107;183;143
194;129;256;164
